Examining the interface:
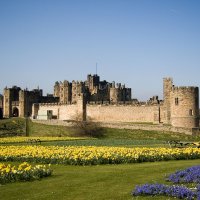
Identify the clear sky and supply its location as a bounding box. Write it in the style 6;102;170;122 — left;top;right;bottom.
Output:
0;0;200;100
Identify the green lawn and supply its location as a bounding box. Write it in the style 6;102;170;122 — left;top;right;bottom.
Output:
1;159;200;200
1;118;200;199
41;139;167;148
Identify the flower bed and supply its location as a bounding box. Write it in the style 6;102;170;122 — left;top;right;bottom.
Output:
0;162;52;184
167;165;200;184
133;184;196;199
0;146;200;165
132;165;200;199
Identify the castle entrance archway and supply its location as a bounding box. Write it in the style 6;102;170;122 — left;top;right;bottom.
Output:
12;107;19;117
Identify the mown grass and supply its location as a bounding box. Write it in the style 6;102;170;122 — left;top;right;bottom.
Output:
1;159;200;200
42;139;167;148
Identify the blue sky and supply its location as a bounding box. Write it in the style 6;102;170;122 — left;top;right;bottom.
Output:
0;0;200;100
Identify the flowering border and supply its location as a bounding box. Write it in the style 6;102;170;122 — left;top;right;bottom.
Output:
0;162;52;184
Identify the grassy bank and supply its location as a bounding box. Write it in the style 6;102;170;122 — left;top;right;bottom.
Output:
1;118;200;146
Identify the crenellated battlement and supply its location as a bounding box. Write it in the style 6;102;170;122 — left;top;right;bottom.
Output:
72;80;84;85
163;77;173;82
171;86;198;93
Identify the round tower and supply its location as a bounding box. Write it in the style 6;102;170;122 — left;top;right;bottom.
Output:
170;86;199;128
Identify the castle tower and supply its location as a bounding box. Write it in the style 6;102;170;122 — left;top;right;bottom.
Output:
87;74;100;92
19;90;26;117
54;81;60;97
54;81;72;104
72;81;86;104
163;78;173;124
59;81;72;104
121;85;132;102
3;88;11;118
109;83;122;103
19;89;43;117
77;93;86;121
109;83;131;103
170;86;199;128
126;88;132;101
3;86;21;118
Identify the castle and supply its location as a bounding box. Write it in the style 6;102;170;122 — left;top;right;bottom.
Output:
1;74;199;130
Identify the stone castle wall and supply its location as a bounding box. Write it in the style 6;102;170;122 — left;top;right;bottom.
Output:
36;95;86;121
35;103;162;124
87;104;161;123
38;104;78;120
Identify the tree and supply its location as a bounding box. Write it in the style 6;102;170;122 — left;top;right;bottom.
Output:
71;113;104;138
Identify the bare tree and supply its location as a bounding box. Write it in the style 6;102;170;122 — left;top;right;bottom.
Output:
71;113;104;138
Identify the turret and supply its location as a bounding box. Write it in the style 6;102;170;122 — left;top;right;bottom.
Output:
170;86;199;128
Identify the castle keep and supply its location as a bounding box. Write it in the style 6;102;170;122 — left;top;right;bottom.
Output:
2;74;199;130
53;74;131;104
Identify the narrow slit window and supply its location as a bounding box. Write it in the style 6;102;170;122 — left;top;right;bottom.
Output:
189;109;193;116
175;98;179;105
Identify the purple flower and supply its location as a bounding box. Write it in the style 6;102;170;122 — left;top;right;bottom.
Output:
132;184;195;199
167;166;200;184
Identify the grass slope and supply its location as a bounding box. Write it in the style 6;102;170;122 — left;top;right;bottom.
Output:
1;118;200;148
0;118;25;137
1;160;200;200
